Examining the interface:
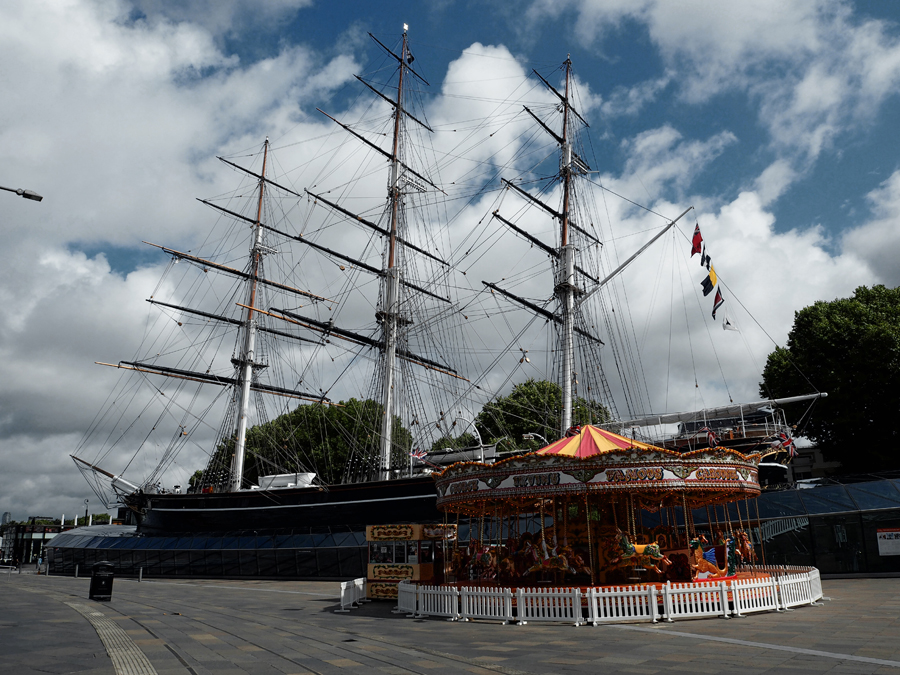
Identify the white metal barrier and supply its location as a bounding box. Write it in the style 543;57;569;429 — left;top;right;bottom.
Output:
416;585;460;621
460;586;514;624
731;576;780;616
394;580;418;616
586;585;658;625
808;568;824;603
777;572;812;609
661;581;730;621
516;587;583;626
354;577;368;604
334;576;367;613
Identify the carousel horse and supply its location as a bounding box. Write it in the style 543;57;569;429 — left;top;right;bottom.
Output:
605;529;672;574
689;536;727;579
737;530;755;563
523;550;571;578
498;556;516;581
473;546;498;580
515;536;541;575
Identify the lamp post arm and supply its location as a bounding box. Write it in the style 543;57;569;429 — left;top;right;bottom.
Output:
0;185;43;202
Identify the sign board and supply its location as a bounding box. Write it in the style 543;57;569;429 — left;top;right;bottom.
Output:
877;528;900;556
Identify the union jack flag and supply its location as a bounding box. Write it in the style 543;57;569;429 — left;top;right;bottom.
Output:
409;448;427;460
700;426;718;447
772;432;797;457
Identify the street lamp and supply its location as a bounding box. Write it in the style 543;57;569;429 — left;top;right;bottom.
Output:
0;185;43;202
83;499;89;526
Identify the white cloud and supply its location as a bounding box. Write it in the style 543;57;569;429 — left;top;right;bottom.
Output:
600;74;672;118
130;0;314;40
841;170;900;287
526;0;900;187
617;125;737;199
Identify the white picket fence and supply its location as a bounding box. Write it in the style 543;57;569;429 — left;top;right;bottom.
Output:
585;585;659;625
809;567;824;603
731;576;780;616
516;587;583;626
416;585;460;620
363;565;825;626
393;580;418;616
461;586;514;624
334;576;368;612
778;572;814;609
661;581;730;621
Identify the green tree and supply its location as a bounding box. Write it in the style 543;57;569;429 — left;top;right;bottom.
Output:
475;379;610;452
760;285;900;472
203;398;413;487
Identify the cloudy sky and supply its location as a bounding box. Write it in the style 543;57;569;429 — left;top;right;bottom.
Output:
2;0;899;521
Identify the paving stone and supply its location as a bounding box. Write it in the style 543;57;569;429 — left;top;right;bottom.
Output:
5;575;900;674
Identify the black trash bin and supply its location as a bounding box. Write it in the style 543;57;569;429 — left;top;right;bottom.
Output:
89;561;114;601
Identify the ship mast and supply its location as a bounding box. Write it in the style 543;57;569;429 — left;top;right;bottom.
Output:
558;58;576;436
231;138;269;491
377;26;409;480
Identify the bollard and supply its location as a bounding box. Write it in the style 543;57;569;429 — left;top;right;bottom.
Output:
75;564;79;579
138;567;143;583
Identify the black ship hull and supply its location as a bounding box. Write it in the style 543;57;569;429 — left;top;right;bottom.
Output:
133;476;442;535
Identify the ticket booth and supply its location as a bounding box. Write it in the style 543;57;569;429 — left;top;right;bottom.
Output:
366;523;457;599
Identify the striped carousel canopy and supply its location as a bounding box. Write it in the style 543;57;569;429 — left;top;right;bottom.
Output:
536;425;666;458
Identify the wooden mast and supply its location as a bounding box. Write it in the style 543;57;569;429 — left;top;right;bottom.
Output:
558;58;576;436
378;26;409;481
231;138;269;491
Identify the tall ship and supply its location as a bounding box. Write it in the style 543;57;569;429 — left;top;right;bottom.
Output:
73;33;820;538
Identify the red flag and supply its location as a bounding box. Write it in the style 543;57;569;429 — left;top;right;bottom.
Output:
691;224;703;256
712;288;724;319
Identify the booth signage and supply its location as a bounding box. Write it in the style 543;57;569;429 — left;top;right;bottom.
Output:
877;528;900;556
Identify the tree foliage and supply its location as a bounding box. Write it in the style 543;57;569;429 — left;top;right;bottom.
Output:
206;398;412;487
475;379;610;452
760;285;900;472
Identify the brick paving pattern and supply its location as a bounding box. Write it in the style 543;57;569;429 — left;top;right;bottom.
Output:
2;573;899;674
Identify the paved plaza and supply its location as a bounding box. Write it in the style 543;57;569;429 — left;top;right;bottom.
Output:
2;572;900;674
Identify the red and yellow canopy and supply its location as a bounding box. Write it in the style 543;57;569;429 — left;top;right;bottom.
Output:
536;425;667;458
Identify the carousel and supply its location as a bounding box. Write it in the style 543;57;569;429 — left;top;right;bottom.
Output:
432;424;765;589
